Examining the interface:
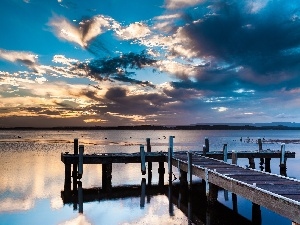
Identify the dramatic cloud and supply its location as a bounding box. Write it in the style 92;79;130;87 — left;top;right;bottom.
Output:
161;0;300;94
48;14;118;54
77;51;157;87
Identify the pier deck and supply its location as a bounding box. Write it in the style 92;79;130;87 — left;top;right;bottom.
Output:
173;151;300;223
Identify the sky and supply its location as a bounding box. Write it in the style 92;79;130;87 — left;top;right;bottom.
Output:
1;0;300;127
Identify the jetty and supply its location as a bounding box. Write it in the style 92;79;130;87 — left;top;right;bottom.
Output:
61;137;299;224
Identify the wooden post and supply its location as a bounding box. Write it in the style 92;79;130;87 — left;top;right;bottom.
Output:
146;138;152;183
280;143;286;165
280;143;286;166
168;177;174;216
258;138;264;166
102;163;112;191
232;193;238;213
205;137;209;152
203;145;207;156
258;138;262;151
78;145;84;179
187;151;192;188
265;158;271;173
140;145;146;175
248;157;255;169
74;138;78;155
223;144;228;162
232;151;238;165
72;138;78;191
205;168;218;205
140;178;146;208
179;169;188;187
207;183;218;205
252;203;261;225
158;162;165;186
280;143;287;176
64;163;71;191
168;136;174;178
78;181;83;213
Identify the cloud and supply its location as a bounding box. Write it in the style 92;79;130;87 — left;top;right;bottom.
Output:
58;214;92;225
156;0;300;95
116;22;151;40
164;0;204;9
0;49;44;74
52;55;79;65
77;51;157;87
48;14;118;54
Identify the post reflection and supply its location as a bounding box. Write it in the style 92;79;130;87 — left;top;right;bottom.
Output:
61;179;262;225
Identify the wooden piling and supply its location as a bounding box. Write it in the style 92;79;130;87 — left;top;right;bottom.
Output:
258;138;264;166
168;136;174;178
64;163;71;191
223;144;228;162
158;162;165;186
232;151;238;165
258;138;262;151
252;203;261;225
207;183;218;205
102;163;112;191
74;138;78;155
78;145;84;178
72;138;78;190
205;137;209;152
187;151;192;187
140;178;146;208
78;181;83;213
280;143;287;176
248;157;255;169
168;177;174;216
280;143;286;166
203;145;207;156
265;158;271;173
179;169;188;187
232;193;238;213
140;145;146;175
146;138;152;177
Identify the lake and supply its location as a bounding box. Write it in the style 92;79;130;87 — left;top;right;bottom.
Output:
0;129;300;225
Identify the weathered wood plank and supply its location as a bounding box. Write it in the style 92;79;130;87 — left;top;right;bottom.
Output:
171;153;300;223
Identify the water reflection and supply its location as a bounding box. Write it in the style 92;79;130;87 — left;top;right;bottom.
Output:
62;177;264;225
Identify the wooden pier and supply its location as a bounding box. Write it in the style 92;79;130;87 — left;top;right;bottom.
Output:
61;137;299;223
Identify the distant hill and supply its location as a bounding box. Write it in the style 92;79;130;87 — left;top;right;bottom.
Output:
1;122;300;130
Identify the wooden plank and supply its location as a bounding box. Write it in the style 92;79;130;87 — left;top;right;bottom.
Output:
171;154;300;223
208;171;300;223
281;195;300;201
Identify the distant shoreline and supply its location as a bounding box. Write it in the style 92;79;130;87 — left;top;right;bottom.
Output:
1;124;300;130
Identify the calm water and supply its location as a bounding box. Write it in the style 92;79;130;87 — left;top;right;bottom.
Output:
0;130;300;225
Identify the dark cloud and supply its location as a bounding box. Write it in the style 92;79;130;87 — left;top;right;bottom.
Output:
172;0;300;92
112;75;156;88
104;87;166;114
76;51;157;88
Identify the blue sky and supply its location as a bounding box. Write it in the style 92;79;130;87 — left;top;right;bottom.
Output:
1;0;300;127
